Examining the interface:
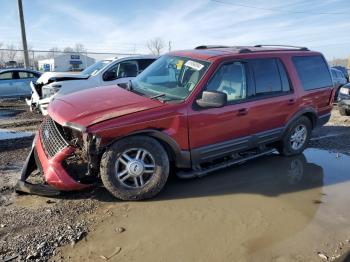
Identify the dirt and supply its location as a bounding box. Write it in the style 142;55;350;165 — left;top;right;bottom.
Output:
1;100;350;262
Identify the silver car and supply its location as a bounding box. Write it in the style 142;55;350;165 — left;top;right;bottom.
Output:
0;69;41;98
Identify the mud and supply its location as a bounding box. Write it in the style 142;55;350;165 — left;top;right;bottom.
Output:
1;100;350;261
56;149;350;262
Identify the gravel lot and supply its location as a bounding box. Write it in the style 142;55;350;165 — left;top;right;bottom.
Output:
1;99;350;262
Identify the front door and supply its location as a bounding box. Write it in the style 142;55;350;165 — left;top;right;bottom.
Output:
188;61;253;163
0;71;17;98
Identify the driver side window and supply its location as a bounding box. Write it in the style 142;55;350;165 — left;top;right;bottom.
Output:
104;60;138;81
206;62;247;102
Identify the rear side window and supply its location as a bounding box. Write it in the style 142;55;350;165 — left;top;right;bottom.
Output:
138;59;155;71
292;55;332;90
250;58;290;96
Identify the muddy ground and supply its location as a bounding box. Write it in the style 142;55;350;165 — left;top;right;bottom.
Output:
1;100;350;262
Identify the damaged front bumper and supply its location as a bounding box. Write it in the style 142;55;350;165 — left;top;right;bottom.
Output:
15;132;93;196
26;81;53;115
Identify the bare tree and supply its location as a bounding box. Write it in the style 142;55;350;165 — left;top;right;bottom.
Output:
146;37;165;55
63;46;74;53
47;47;61;58
74;43;86;53
6;44;18;61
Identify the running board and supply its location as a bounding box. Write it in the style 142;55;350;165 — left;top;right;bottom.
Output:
177;149;277;179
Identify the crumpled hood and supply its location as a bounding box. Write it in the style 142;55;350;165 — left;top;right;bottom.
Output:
36;72;89;85
48;85;164;127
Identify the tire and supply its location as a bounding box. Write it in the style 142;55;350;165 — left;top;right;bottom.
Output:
278;116;312;156
100;136;169;201
339;107;350;116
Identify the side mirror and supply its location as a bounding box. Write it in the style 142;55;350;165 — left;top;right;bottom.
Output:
103;71;116;81
196;91;227;108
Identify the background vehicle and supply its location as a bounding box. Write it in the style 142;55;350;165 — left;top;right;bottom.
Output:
338;83;350;116
0;69;41;98
331;68;347;101
332;66;349;82
28;55;157;115
18;45;334;201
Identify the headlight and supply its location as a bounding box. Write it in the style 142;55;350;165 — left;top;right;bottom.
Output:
340;87;350;95
42;84;61;98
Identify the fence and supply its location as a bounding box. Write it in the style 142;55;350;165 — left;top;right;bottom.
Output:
0;49;142;71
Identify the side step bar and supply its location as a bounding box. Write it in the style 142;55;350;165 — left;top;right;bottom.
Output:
177;148;276;179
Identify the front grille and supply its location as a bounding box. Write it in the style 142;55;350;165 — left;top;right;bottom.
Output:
40;117;69;158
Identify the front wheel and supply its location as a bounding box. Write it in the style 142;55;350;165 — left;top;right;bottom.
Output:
100;136;169;200
278;116;312;156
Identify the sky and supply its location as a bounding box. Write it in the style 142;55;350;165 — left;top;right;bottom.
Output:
0;0;350;60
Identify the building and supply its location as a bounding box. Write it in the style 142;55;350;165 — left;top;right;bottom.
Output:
38;53;95;72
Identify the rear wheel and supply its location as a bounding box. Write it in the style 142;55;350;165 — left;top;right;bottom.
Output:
100;136;169;200
339;107;350;116
278;116;312;156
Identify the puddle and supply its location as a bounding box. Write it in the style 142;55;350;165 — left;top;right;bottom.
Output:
0;129;33;140
0;109;24;120
58;148;350;262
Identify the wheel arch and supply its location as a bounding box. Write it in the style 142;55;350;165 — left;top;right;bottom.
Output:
103;129;191;169
285;108;317;131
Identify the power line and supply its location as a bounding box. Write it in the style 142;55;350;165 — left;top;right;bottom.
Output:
210;0;348;15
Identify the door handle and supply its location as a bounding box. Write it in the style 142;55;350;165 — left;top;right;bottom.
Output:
288;99;296;105
237;108;248;116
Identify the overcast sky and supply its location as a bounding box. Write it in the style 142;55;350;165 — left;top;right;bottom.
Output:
0;0;349;59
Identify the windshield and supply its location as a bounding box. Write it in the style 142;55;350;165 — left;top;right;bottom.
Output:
81;59;112;76
132;55;210;101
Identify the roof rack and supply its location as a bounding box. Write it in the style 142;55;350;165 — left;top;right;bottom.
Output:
195;45;231;49
254;45;309;51
194;45;252;54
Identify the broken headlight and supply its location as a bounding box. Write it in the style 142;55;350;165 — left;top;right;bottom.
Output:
42;84;61;98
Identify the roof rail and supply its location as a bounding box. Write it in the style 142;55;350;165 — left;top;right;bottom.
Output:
195;45;231;49
254;45;309;51
195;45;253;54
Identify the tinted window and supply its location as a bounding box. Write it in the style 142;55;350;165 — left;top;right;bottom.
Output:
117;61;138;78
206;62;247;102
251;58;289;95
292;55;332;90
0;72;13;80
138;59;155;71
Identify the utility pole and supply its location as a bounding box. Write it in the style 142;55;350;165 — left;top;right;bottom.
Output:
17;0;30;68
168;41;172;52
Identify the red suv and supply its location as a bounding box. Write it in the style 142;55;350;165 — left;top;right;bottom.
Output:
17;45;335;200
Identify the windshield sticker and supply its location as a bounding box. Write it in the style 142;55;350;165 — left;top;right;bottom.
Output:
176;60;184;69
185;60;204;71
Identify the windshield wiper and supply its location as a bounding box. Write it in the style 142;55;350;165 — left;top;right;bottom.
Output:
149;93;166;100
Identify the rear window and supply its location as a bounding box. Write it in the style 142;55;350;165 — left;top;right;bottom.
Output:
292;55;332;90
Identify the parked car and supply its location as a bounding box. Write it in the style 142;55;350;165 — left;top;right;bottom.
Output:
0;69;41;98
27;55;158;115
338;83;350;116
17;45;335;200
331;68;347;101
332;66;349;82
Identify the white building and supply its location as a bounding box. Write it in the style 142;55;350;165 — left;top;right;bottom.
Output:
38;53;95;72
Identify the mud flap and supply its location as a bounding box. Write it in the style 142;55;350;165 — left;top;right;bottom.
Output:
15;144;60;196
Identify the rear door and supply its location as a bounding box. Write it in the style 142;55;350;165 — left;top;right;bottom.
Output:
292;55;334;112
16;71;37;97
0;71;17;97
